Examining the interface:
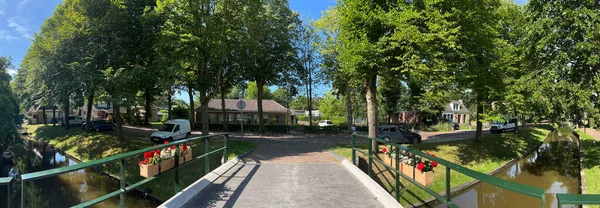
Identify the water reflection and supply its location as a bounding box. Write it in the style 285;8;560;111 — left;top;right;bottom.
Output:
435;129;580;208
0;140;158;208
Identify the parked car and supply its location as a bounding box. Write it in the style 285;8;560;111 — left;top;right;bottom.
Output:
377;125;422;144
62;115;84;126
490;118;518;134
318;120;334;127
443;119;459;130
150;119;192;143
81;120;116;132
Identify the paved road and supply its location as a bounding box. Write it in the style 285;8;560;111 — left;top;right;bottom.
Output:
179;135;384;208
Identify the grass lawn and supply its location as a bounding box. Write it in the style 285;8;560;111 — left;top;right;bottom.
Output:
459;124;470;130
576;130;600;204
330;126;552;207
25;124;255;200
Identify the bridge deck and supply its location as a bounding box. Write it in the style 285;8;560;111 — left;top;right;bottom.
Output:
182;159;383;208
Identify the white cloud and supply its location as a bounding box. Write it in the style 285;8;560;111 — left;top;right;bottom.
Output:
0;30;19;41
6;68;17;75
0;11;4;16
18;0;32;9
7;16;31;39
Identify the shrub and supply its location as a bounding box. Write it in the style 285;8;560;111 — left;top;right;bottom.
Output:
298;115;308;121
432;122;453;132
303;126;347;134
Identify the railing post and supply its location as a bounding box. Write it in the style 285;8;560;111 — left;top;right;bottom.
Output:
205;137;210;175
446;166;451;203
412;153;416;180
223;134;229;164
20;180;23;208
352;134;356;166
119;159;126;208
395;146;400;201
174;145;180;193
7;180;11;208
367;138;373;178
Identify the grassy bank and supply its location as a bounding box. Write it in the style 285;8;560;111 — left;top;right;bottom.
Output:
576;130;600;202
26;124;255;201
330;126;552;206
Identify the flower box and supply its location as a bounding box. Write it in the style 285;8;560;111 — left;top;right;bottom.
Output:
178;151;193;164
160;159;175;172
401;163;434;186
139;163;159;178
382;156;401;170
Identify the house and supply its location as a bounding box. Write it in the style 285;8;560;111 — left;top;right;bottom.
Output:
388;111;419;125
27;105;61;124
442;100;470;124
81;102;159;121
196;99;292;125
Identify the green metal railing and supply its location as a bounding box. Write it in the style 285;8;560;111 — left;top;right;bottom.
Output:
3;133;228;208
352;133;546;208
0;177;13;207
557;193;600;207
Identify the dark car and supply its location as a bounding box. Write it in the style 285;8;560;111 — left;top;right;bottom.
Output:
377;125;422;144
82;120;116;132
444;119;459;130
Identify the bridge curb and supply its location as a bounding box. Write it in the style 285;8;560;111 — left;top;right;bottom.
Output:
330;151;403;208
158;147;256;208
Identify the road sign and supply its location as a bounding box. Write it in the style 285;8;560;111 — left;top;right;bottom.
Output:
237;101;246;110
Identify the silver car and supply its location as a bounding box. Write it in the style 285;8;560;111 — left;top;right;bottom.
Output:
377;125;422;144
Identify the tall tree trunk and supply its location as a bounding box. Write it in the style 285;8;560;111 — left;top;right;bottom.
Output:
63;101;70;130
221;88;228;131
85;91;94;132
188;84;195;128
306;78;312;126
366;74;378;152
144;87;151;125
257;79;265;133
167;89;172;120
52;106;56;126
200;89;209;135
345;78;353;131
114;103;124;140
308;68;313;126
42;106;47;125
475;99;483;142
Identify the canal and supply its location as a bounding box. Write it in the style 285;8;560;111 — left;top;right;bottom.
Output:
0;140;159;208
435;127;581;208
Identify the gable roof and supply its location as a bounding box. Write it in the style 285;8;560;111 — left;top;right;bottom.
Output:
442;100;470;114
197;99;290;114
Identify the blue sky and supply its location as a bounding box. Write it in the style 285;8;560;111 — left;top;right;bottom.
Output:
1;0;527;102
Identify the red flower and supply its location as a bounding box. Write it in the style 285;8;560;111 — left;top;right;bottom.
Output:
182;145;188;152
153;144;157;147
417;162;425;171
432;161;438;167
382;148;387;153
171;145;176;150
155;150;160;155
164;141;169;145
426;151;430;155
431;153;435;157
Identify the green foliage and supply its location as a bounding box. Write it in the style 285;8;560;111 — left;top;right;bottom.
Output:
0;57;20;153
302;126;346;134
318;91;346;118
245;81;272;100
432;122;453;132
272;88;290;107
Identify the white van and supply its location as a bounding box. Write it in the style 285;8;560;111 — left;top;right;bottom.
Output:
150;119;192;143
490;118;518;134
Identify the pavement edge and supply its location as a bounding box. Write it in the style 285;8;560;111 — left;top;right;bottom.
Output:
158;147;256;208
329;151;403;208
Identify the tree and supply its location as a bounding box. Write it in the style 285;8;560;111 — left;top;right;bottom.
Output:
157;0;219;135
241;0;299;132
245;81;272;100
272;88;290;107
0;56;20;154
296;21;322;126
319;90;346;118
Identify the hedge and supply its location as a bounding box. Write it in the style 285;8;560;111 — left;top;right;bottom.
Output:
195;123;289;134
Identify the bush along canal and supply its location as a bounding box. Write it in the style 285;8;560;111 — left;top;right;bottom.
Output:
0;140;159;208
434;127;581;208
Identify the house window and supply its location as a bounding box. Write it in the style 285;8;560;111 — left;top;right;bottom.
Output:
453;104;460;111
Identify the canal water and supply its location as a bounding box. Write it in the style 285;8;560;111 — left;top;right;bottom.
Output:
0;140;159;208
435;128;580;208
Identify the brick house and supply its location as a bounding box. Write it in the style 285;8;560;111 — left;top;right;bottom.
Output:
442;100;470;124
196;99;292;125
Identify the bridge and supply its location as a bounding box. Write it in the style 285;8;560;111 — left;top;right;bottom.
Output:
2;133;600;208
